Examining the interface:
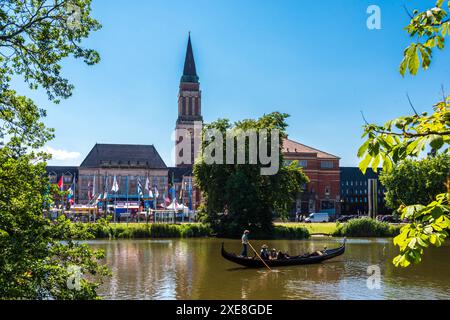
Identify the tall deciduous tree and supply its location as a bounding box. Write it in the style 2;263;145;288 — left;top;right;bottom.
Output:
358;0;450;267
0;0;108;299
380;155;450;210
194;112;308;238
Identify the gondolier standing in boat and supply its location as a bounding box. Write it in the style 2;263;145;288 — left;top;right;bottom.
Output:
240;230;250;257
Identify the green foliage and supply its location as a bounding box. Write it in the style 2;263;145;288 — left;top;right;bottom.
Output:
380;155;450;210
332;218;401;238
358;94;450;175
1;0;101;148
273;225;310;240
400;1;450;76
0;0;101;101
72;222;214;239
194;112;309;238
71;221;309;240
0;155;109;299
0;0;105;299
358;1;450;267
393;193;450;267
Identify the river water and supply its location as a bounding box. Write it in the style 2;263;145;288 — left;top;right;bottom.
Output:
88;238;450;300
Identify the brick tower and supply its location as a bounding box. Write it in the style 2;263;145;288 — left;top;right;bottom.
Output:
175;34;203;167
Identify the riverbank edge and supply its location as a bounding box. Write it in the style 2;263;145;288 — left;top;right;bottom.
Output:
74;219;402;240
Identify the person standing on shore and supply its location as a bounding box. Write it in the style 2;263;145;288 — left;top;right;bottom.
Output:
240;230;250;257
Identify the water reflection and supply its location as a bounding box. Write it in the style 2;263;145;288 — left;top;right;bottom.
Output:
89;238;450;300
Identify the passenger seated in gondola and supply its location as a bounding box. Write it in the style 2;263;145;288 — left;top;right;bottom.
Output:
277;251;290;260
260;244;270;260
310;250;324;257
270;248;277;260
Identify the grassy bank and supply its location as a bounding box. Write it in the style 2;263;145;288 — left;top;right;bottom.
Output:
276;220;403;238
275;222;337;235
73;219;401;239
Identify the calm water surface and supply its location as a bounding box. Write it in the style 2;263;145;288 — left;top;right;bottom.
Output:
88;238;450;300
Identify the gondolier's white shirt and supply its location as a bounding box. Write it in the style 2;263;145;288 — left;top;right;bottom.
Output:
242;234;249;244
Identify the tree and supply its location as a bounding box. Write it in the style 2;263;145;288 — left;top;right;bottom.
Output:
358;1;450;267
380;154;450;210
193;112;308;238
0;1;108;299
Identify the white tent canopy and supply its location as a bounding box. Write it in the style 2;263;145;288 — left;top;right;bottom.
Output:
166;200;186;211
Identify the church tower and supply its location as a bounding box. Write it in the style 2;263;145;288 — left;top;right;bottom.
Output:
175;34;203;167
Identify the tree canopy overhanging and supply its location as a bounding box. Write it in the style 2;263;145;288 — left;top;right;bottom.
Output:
0;0;109;299
358;0;450;268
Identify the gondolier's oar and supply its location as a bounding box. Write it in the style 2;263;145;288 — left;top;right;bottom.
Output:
248;242;272;271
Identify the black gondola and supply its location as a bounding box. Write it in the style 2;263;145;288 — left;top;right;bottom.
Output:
221;239;346;268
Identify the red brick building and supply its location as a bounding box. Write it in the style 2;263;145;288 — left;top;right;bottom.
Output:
283;138;341;216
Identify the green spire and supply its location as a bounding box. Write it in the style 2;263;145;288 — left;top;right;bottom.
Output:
181;33;199;83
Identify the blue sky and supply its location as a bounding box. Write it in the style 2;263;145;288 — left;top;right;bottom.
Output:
17;0;450;167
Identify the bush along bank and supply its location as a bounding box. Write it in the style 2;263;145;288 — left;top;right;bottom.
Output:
69;219;401;240
273;225;310;239
70;220;311;240
79;221;213;239
332;218;402;237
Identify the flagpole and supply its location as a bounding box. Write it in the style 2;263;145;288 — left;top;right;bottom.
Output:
126;175;129;224
189;179;193;222
154;179;158;224
137;176;140;224
73;176;76;206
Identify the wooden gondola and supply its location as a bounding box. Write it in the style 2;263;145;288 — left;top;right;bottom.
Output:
221;239;346;268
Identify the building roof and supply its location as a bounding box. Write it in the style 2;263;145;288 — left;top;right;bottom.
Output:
282;138;340;159
180;34;199;83
80;144;167;169
46;166;79;176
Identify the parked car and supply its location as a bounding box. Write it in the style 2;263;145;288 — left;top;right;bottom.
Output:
337;215;358;223
381;215;401;223
304;212;330;223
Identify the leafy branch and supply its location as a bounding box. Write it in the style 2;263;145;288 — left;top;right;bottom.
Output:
359;1;450;268
400;0;450;75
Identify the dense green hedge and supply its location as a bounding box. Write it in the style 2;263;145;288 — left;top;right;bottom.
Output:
76;221;213;239
273;225;310;239
71;219;403;239
332;218;402;237
72;221;311;240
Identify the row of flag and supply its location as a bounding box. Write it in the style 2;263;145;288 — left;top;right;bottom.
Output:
92;175;160;200
54;174;193;209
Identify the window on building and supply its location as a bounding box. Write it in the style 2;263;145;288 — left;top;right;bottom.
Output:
320;161;334;169
325;186;330;196
182;97;186;115
48;173;57;183
298;160;308;168
188;97;193;115
321;200;335;210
